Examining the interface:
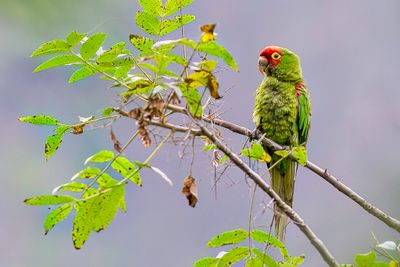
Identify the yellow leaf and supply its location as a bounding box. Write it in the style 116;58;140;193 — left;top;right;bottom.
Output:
262;151;272;163
200;24;217;42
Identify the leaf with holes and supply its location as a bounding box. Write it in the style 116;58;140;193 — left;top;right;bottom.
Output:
66;31;87;48
136;11;161;35
111;157;142;186
179;84;202;117
138;0;162;16
250;230;289;260
197;41;238;71
45;126;70;160
241;143;271;163
185;70;220;99
33;54;82;73
163;0;193;16
44;203;73;234
72;186;124;249
252;248;278;267
129;34;154;52
206;229;248;247
193;257;219;267
68;66;96;83
80;33;107;60
84;150;114;164
52;182;87;193
71;166;101;180
217;246;250;266
292;146;307;166
19;115;60;126
31;40;71;57
24;195;76;206
97;42;126;63
160;15;195;36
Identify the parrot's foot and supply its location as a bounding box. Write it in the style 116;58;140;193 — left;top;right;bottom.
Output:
248;128;259;142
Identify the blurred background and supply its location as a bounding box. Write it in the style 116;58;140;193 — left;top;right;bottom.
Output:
1;0;400;266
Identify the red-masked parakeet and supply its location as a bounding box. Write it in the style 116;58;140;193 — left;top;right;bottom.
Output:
253;46;311;240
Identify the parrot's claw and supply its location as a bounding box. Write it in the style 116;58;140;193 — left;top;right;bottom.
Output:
248;128;259;142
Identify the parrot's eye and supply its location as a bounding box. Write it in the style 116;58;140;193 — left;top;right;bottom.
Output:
271;52;281;60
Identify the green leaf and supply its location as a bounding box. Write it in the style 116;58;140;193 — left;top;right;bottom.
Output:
53;182;87;193
97;56;135;67
71;166;101;180
194;257;218;267
197;41;238;71
114;64;133;80
138;0;162;16
111;157;142;186
80;33;107;60
245;257;263;267
19;115;59;125
216;246;250;267
185;70;220;99
250;230;289;260
198;60;218;72
84;150;114;164
291;256;305;266
101;107;114;116
292;146;307;166
206;229;248;247
129;34;154;52
219;155;228;164
136;11;161;35
44;203;73;234
72;186;124;249
274;150;291;158
45;126;70;160
24;195;76;206
252;248;278;267
241;143;271;162
355;252;377;267
66;31;87;48
160;14;196;36
97;42;126;63
68;66;96;83
33;54;81;73
31;40;70;57
152;38;196;53
179;84;202;117
203;144;217;151
163;0;193;16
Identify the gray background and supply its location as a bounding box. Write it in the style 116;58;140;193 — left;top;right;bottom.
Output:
1;0;399;266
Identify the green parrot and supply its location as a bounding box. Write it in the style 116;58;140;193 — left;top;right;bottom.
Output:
253;46;311;240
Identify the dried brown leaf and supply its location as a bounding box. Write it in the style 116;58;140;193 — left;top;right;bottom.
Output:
182;175;198;208
72;125;84;135
110;129;122;153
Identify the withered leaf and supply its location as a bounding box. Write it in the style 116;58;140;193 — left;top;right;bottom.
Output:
128;108;143;120
72;125;84;135
200;24;217;42
170;92;181;104
182;175;198;208
110;129;122;153
185;70;221;99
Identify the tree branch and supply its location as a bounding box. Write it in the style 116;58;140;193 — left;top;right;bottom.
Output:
197;122;340;267
160;104;400;233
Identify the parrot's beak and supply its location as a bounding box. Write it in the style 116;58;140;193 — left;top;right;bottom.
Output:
258;56;269;74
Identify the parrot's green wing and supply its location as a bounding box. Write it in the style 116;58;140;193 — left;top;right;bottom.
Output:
296;83;311;145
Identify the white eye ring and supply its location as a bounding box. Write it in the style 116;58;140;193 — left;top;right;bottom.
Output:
271;52;281;60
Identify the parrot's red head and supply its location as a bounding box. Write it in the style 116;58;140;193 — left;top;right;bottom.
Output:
258;46;302;82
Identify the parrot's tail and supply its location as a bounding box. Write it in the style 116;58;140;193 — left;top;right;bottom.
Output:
270;159;296;241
